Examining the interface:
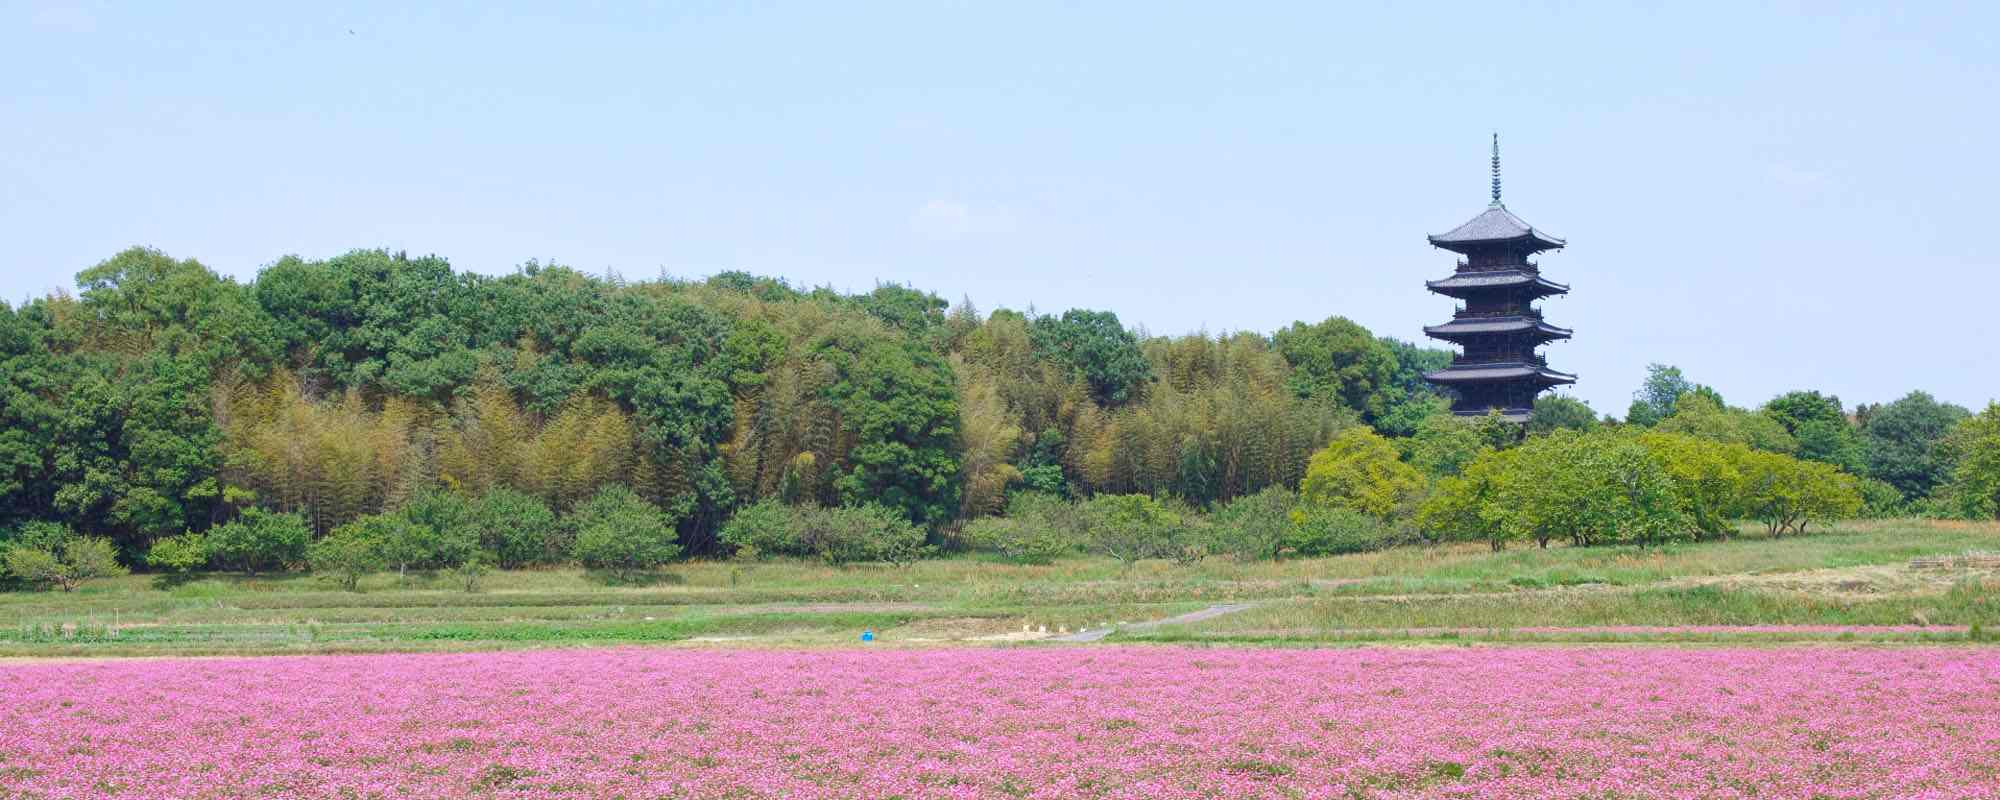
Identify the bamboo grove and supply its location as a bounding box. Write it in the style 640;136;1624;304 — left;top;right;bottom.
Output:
0;247;1421;557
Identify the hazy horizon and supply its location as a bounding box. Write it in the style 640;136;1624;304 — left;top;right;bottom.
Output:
5;2;1996;414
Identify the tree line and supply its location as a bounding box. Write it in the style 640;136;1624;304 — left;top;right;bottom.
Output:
3;247;1997;587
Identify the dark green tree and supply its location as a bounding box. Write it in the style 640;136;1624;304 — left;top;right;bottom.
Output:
1271;317;1397;419
1029;309;1153;406
1627;364;1698;426
1373;338;1453;436
1861;391;1971;500
569;485;682;580
1763;390;1865;472
1527;395;1599;436
855;283;949;337
814;329;962;528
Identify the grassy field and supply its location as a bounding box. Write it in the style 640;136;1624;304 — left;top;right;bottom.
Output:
2;519;1996;656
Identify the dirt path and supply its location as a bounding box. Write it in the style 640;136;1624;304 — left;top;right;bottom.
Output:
1053;603;1260;642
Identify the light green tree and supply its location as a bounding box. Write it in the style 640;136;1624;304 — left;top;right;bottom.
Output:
1298;427;1423;518
348;514;439;587
1209;486;1296;561
959;492;1084;565
1638;431;1750;540
467;487;560;569
1079;494;1181;571
146;533;210;573
1483;430;1688;548
1400;412;1489;478
2;522;126;592
204;508;311;574
1657;392;1797;454
1416;447;1519;549
1740;451;1864;535
308;525;387;591
1939;403;2000;520
570;485;681;581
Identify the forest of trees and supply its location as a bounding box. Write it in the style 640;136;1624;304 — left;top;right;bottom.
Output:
2;247;1997;584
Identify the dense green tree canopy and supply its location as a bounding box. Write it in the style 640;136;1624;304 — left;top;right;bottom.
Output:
1940;403;2000;520
1028;309;1153;406
1656;393;1796;454
1762;390;1864;472
1271;317;1398;420
1860;391;1969;500
1527;395;1599;436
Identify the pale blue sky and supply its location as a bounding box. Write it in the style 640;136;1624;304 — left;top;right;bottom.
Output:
4;2;1996;414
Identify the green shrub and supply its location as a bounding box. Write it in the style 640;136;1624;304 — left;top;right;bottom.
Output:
204;509;311;574
1079;494;1180;569
146;533;209;573
962;517;1070;565
399;489;480;568
1298;428;1424;518
1855;477;1906;519
570;485;680;581
721;501;933;566
1018;464;1067;496
1211;487;1296;561
1159;497;1214;566
2;523;126;592
719;499;796;559
468;488;559;568
961;493;1082;564
308;526;388;592
373;517;442;586
1286;507;1393;556
796;504;929;566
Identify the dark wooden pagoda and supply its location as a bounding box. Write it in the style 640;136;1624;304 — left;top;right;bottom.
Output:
1421;135;1575;422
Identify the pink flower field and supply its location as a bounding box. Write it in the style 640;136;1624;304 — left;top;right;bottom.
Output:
2;647;1997;799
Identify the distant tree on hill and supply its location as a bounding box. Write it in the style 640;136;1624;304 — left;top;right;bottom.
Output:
1373;338;1453;436
1860;391;1970;501
1626;364;1696;426
1271;317;1398;419
1763;390;1865;472
1029;309;1153;406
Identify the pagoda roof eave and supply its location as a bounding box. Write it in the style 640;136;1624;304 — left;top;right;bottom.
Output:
1422;318;1574;340
1426;205;1566;254
1427;234;1565;256
1424;270;1570;296
1424;364;1577;385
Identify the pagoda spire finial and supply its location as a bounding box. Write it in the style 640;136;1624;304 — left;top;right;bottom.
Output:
1490;132;1503;207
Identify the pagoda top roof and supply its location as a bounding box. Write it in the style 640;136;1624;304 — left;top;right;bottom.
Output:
1428;205;1565;254
1426;269;1569;295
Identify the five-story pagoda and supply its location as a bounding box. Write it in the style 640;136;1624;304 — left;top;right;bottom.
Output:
1422;135;1575;422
